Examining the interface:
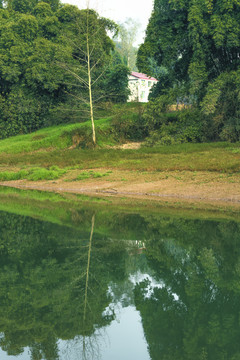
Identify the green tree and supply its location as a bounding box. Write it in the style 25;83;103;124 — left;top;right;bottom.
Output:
137;0;240;141
102;62;130;103
0;5;72;138
0;2;129;140
57;4;118;145
115;18;140;71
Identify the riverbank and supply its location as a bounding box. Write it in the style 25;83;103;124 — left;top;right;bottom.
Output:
1;168;239;211
0;122;239;211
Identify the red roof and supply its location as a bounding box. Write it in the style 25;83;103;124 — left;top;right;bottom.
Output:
131;71;158;81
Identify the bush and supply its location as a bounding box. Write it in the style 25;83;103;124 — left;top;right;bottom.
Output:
111;104;147;141
0;166;66;181
0;90;49;140
143;105;216;146
143;95;173;131
219;117;240;142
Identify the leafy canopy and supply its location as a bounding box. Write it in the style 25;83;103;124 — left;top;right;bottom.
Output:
137;0;240;141
0;1;130;139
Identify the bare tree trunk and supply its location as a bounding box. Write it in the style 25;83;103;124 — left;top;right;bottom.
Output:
83;214;95;322
87;57;96;145
86;3;96;145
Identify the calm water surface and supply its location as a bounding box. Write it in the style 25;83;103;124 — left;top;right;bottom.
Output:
0;190;240;360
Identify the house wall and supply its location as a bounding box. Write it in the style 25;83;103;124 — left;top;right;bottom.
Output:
128;76;158;103
128;78;139;102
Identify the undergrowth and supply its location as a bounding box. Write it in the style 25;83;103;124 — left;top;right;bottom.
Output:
0;104;239;174
66;170;111;181
0;166;66;181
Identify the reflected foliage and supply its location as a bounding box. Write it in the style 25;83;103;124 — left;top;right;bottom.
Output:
134;216;240;360
0;203;240;359
0;210;128;359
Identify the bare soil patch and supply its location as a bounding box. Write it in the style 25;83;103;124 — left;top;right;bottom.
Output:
110;142;141;150
1;169;240;209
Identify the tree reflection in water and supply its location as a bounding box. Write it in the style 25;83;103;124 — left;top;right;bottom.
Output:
0;207;240;359
0;209;128;359
134;218;240;360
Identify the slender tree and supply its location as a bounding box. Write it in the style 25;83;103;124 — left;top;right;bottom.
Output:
57;3;117;145
86;4;96;144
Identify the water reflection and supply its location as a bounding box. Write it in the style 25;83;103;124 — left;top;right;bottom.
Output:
0;193;239;359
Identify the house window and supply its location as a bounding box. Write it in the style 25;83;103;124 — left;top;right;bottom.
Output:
140;91;145;100
148;81;152;87
141;80;145;86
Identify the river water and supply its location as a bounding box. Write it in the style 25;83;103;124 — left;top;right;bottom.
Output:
0;187;239;360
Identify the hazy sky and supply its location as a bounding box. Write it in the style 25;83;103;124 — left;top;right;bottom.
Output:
64;0;154;45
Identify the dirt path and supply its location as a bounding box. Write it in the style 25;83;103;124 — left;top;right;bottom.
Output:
1;170;240;209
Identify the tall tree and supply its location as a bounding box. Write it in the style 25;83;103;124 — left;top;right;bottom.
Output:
0;4;72;138
0;2;129;141
137;0;240;140
48;3;117;145
115;18;140;70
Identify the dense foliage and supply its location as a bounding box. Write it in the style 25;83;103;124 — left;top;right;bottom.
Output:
137;0;240;142
142;101;218;145
0;1;130;139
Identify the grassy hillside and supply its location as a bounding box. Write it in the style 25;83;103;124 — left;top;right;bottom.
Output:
0;113;239;187
0;102;142;155
0;117;115;155
0;128;239;170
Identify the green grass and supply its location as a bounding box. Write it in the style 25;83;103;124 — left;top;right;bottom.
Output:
0;166;66;181
0;117;115;155
65;170;110;182
139;141;236;154
0;117;239;174
0;142;240;173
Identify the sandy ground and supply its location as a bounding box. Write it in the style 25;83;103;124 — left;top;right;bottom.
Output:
1;169;240;209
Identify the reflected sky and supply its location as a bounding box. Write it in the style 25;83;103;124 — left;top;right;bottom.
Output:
59;305;150;360
0;304;150;360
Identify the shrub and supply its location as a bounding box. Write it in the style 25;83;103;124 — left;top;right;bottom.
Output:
0;167;66;181
143;106;215;146
143;95;173;131
0;90;49;140
219;117;240;142
111;104;147;141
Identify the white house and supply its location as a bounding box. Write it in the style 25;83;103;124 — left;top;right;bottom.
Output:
128;71;158;103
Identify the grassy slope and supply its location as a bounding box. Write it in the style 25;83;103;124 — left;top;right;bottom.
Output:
0;116;239;183
0;117;114;155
